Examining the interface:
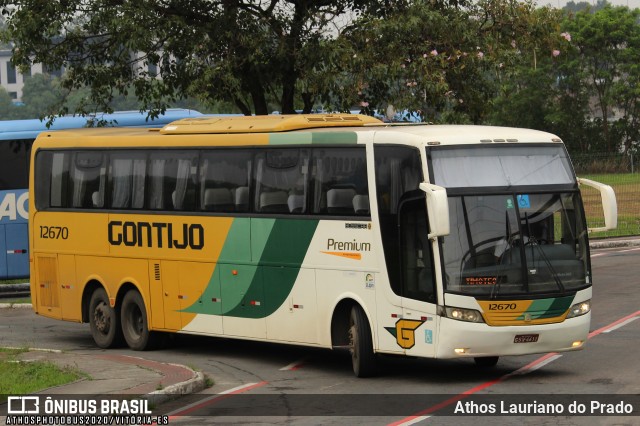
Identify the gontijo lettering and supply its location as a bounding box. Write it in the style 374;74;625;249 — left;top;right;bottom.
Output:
108;221;204;250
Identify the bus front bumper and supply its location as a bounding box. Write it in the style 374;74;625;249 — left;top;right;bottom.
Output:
435;313;590;359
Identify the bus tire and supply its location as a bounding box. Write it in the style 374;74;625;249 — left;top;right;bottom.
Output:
89;288;122;348
349;305;377;377
474;356;499;367
121;290;152;351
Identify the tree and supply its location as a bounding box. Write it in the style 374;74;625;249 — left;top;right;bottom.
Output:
0;0;383;117
338;0;563;123
561;5;640;152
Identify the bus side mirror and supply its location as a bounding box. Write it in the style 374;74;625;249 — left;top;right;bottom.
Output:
419;182;450;239
577;177;617;232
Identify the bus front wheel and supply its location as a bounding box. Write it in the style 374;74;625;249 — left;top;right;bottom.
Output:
349;305;377;377
121;290;152;351
89;288;122;348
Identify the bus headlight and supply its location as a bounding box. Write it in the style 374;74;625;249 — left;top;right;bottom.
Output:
443;306;485;323
566;300;591;318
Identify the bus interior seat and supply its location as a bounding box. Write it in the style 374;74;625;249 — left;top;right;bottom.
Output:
203;188;234;211
288;194;305;213
91;191;101;208
352;194;370;215
234;186;249;212
259;191;288;213
171;189;195;211
327;188;356;214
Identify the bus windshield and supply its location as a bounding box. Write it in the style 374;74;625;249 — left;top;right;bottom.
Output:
430;145;589;298
439;192;589;297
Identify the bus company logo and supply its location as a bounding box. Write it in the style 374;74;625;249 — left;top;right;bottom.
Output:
0;190;29;223
385;319;425;349
108;221;204;250
321;238;371;260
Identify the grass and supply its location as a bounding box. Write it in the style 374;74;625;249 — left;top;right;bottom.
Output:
579;173;640;238
0;297;31;304
0;279;29;284
0;348;83;401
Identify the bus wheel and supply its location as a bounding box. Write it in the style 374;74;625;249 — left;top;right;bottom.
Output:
89;288;122;348
121;290;151;351
349;305;377;377
474;356;499;367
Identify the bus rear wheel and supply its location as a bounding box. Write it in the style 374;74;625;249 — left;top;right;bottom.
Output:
89;288;122;348
349;305;377;377
121;290;152;351
474;356;499;367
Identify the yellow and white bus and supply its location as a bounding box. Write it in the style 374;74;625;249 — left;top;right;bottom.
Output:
29;114;617;377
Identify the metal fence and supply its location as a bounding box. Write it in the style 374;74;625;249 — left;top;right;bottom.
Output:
571;152;640;238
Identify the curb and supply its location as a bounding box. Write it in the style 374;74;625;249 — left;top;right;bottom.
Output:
589;239;640;249
96;355;208;404
146;370;207;406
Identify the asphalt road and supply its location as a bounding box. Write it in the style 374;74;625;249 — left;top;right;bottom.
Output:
0;245;638;425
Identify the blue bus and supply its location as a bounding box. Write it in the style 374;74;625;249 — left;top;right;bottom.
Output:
0;109;202;279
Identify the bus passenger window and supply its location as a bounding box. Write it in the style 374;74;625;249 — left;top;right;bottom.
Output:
148;151;197;211
254;149;309;214
70;152;106;209
200;150;252;213
109;152;147;209
312;147;368;216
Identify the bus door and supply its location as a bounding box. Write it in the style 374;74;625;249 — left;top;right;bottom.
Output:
397;196;438;358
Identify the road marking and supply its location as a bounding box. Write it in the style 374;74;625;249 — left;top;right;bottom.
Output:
589;310;640;338
388;310;640;426
167;381;268;419
280;358;306;371
508;353;563;376
602;316;639;333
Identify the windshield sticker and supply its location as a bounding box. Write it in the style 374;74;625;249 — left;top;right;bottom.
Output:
506;198;514;209
517;194;531;209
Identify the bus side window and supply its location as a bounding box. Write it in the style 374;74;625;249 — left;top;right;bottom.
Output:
254;149;309;214
109;152;147;210
70;151;106;209
311;148;368;216
148;151;197;211
200;149;252;213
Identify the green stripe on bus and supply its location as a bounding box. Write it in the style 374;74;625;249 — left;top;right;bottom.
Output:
183;218;318;319
269;132;357;145
516;295;574;320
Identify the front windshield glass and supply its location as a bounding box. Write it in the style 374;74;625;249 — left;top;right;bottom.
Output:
431;145;574;188
441;192;590;297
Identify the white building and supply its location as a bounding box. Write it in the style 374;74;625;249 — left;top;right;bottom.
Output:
0;49;51;102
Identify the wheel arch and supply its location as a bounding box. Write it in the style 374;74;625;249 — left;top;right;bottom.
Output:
330;295;376;349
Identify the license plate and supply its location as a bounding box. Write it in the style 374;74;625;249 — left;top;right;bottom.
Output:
514;334;539;343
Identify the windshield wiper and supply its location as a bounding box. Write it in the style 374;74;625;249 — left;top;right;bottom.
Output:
491;210;511;299
523;212;565;294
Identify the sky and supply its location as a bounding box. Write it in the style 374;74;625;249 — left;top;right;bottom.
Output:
536;0;640;9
